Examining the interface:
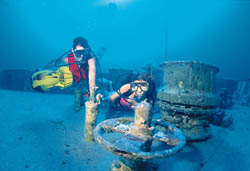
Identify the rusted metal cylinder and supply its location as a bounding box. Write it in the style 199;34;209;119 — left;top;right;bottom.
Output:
157;61;219;141
134;102;152;129
129;102;153;152
84;101;98;142
129;102;152;137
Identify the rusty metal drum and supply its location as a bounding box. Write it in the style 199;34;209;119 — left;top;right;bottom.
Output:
157;61;219;141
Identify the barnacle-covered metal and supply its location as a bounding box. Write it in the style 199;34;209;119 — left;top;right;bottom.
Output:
94;101;186;170
157;61;219;141
84;86;99;141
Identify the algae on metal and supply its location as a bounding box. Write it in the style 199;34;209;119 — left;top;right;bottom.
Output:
94;102;186;170
84;86;99;142
157;61;219;141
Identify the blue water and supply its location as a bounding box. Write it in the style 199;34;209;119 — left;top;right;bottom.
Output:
0;0;250;79
0;1;250;170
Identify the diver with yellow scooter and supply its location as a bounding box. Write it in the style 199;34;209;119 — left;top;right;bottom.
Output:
31;37;99;111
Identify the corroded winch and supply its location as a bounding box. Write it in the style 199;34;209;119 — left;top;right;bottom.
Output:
94;101;186;170
157;61;219;141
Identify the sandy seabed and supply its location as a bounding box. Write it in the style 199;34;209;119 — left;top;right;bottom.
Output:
0;89;249;171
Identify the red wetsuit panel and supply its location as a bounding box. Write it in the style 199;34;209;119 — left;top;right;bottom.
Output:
68;53;87;83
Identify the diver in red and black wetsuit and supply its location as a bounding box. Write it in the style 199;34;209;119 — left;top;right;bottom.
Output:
44;37;97;111
108;72;156;111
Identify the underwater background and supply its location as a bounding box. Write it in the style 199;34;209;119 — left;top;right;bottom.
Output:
0;0;250;79
0;0;250;171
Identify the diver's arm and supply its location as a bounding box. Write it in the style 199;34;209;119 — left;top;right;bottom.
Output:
88;57;96;96
109;84;130;101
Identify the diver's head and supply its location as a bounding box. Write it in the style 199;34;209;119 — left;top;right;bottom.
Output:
130;80;149;97
72;37;90;61
129;71;154;99
73;37;89;49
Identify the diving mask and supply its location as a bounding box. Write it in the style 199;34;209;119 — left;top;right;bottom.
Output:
74;48;90;59
130;81;149;92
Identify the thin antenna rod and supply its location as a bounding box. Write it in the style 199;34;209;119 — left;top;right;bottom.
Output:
165;25;168;61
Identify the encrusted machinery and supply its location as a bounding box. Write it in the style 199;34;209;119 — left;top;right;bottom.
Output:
94;102;186;170
157;61;219;141
84;86;99;142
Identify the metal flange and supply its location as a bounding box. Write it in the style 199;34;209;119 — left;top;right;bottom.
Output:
94;117;186;160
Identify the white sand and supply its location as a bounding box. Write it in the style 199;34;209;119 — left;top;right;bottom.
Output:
0;89;249;171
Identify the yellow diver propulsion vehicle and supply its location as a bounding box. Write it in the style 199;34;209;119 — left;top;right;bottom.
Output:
31;66;73;92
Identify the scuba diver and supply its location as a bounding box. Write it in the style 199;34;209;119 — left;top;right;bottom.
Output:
107;72;156;111
32;37;97;111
